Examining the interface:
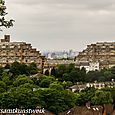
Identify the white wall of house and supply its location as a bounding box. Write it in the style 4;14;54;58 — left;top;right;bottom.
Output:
109;64;115;68
89;62;100;71
80;61;100;72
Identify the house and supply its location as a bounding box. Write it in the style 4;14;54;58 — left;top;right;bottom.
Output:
78;61;100;72
69;85;86;92
59;104;115;115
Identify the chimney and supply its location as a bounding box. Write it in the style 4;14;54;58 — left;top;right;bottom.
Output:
4;35;10;42
103;104;114;115
86;102;91;109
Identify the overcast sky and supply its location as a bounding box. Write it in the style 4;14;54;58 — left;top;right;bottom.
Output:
0;0;115;52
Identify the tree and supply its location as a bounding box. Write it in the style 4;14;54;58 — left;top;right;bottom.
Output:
39;76;55;88
66;63;75;73
91;90;113;105
9;62;22;76
0;84;40;109
0;66;4;76
110;66;115;76
56;64;67;79
38;87;76;115
75;92;88;106
9;62;29;76
28;62;38;75
68;68;81;82
4;63;10;69
86;70;102;82
62;81;73;89
49;82;64;90
79;67;86;82
75;87;96;106
0;91;16;108
102;87;115;105
54;64;86;82
0;0;14;30
62;73;70;81
0;81;6;93
51;67;56;76
2;72;12;88
13;75;33;87
19;64;29;75
103;70;114;81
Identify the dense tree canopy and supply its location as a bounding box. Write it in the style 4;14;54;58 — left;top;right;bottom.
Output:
91;90;113;105
54;64;86;83
37;83;76;115
0;62;115;114
38;76;55;88
9;62;38;76
53;64;115;83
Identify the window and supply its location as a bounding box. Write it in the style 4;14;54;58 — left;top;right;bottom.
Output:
10;45;14;48
2;45;6;48
1;53;6;56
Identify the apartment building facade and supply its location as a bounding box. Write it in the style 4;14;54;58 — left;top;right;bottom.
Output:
0;35;45;68
76;42;115;70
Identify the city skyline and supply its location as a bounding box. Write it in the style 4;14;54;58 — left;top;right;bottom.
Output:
0;0;115;52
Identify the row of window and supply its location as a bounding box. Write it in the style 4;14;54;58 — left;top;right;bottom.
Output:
0;59;38;63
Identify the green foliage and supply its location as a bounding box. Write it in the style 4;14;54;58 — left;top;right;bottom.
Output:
2;72;12;87
9;62;39;76
0;66;4;76
0;63;115;114
49;82;64;90
0;91;16;108
51;67;56;76
75;87;96;106
9;62;23;75
0;72;40;109
75;92;87;106
75;87;113;106
62;81;73;89
86;71;102;82
102;87;115;104
56;64;67;78
4;63;10;69
85;68;115;82
28;62;38;75
13;75;33;87
0;63;75;114
0;81;6;93
91;90;113;105
54;64;115;83
9;62;29;76
103;71;114;81
38;88;76;114
110;66;115;74
66;63;75;73
0;84;40;109
39;76;55;88
55;64;86;83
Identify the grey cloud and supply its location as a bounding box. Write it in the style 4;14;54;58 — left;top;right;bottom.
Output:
1;0;115;52
8;0;115;9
